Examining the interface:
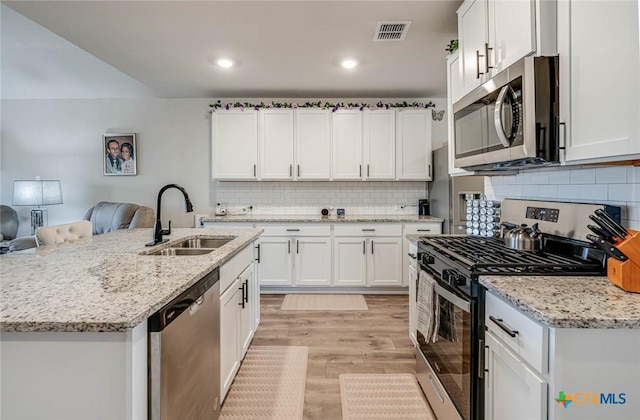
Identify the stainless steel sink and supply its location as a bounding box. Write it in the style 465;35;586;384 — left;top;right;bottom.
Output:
172;237;234;249
148;248;215;256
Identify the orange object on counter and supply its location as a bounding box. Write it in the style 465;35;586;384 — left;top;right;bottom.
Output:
607;228;640;293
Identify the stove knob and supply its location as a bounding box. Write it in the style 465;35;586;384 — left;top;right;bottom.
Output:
454;274;467;286
421;253;435;265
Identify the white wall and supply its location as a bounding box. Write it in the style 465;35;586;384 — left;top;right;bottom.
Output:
1;98;214;237
485;165;640;230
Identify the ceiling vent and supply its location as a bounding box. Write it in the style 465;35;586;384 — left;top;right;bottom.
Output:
374;21;412;41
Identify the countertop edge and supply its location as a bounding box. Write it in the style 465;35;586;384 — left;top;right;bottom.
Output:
480;277;640;329
0;229;263;333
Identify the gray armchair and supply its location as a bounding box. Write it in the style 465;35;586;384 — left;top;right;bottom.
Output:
0;205;18;241
83;202;154;235
1;205;37;251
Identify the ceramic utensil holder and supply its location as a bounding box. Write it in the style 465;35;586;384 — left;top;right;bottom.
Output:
607;229;640;293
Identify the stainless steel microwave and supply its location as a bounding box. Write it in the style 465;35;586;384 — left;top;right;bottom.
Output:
453;56;559;170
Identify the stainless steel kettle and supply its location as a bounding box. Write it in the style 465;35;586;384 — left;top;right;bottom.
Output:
501;222;543;251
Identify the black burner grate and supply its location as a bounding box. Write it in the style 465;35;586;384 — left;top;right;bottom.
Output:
421;236;603;275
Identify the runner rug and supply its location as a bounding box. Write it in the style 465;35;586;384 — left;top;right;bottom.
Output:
339;374;435;420
220;346;308;420
281;294;368;311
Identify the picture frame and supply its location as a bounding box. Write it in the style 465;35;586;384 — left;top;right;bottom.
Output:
103;133;137;176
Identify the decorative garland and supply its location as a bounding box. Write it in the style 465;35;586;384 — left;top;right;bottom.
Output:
209;100;435;112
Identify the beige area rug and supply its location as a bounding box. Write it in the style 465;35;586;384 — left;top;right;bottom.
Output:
220;346;308;420
339;374;435;420
281;294;369;311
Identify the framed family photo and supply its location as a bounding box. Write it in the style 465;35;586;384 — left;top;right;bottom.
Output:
103;133;137;176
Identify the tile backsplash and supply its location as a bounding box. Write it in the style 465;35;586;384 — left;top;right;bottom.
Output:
484;165;640;230
216;181;428;215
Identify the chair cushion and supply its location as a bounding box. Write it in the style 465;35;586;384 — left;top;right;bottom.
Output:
83;202;154;235
35;221;93;247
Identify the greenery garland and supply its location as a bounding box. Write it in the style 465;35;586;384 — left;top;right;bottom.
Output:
209;100;435;112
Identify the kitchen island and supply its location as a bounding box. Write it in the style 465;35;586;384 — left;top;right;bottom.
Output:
0;227;262;419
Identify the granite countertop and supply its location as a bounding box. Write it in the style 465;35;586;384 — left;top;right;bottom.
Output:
202;214;444;223
0;227;262;333
480;276;640;329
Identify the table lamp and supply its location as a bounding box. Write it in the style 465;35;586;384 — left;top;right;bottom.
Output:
12;178;63;235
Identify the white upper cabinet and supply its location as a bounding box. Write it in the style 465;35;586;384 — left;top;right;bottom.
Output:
458;0;490;94
295;109;332;180
396;109;432;180
457;0;553;99
259;109;295;180
559;0;640;163
332;110;363;180
363;109;396;180
212;109;258;180
487;0;536;75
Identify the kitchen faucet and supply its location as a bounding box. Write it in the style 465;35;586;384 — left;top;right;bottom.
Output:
146;183;194;246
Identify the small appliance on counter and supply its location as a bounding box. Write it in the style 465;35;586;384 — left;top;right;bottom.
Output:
418;199;430;216
215;202;227;216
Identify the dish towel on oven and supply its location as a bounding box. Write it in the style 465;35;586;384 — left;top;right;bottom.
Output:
417;270;439;343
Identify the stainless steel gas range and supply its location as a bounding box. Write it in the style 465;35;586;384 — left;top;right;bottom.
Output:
414;199;622;420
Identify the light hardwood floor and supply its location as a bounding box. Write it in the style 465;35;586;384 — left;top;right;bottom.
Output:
250;294;417;420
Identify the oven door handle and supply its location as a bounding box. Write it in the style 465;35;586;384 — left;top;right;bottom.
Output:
434;283;470;313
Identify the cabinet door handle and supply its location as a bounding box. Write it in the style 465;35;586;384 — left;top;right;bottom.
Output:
489;315;519;337
476;50;485;79
238;283;246;308
253;164;257;177
362;228;376;232
255;244;261;263
296;239;299;254
417;229;431;232
298;164;301;177
286;229;300;232
367;164;370;177
289;164;293;177
371;240;374;254
363;240;366;254
359;164;362;177
485;43;493;72
288;239;291;254
244;279;249;303
558;121;567;152
428;164;431;178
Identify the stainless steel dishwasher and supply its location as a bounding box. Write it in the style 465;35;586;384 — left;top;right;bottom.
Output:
148;268;220;420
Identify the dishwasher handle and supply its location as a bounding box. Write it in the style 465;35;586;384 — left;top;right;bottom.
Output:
148;268;220;332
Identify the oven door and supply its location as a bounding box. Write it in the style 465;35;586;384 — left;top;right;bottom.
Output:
417;276;473;420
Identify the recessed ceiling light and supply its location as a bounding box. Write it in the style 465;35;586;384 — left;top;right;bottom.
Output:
341;59;358;69
217;58;234;68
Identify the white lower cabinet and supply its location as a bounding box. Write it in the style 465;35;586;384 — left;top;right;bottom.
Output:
485;290;640;420
256;224;331;287
333;224;402;287
484;331;547;420
219;243;258;402
403;223;442;286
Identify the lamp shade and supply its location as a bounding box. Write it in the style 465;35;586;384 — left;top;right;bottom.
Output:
12;180;63;206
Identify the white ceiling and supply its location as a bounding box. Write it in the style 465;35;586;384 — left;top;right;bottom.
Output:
2;0;461;99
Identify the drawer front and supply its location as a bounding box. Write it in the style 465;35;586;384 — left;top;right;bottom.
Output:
220;243;254;293
257;224;330;237
334;224;402;237
405;223;442;235
485;292;547;373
